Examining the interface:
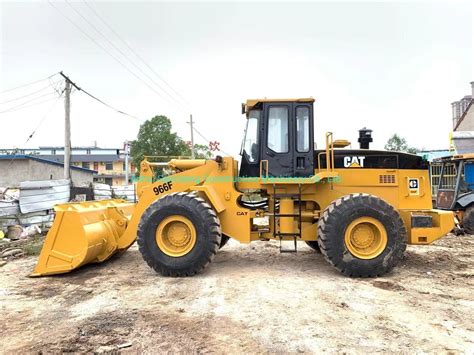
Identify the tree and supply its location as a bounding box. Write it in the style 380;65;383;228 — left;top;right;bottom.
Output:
384;134;418;154
183;143;213;159
130;115;189;168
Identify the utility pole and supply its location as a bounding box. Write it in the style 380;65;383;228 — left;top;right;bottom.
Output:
124;140;129;185
60;72;81;181
187;114;195;159
64;77;71;180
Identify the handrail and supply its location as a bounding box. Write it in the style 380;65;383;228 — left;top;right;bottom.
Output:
325;132;335;172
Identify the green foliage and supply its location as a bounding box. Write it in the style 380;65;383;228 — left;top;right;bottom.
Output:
23;235;45;256
130;115;189;167
384;134;418;154
183;143;213;159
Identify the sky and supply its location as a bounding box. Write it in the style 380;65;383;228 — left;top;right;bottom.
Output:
0;0;473;156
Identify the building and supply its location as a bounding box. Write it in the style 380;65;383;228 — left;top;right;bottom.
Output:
451;82;474;154
0;146;135;186
452;82;474;131
0;155;95;187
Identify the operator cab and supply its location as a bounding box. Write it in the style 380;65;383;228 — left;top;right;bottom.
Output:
239;98;315;177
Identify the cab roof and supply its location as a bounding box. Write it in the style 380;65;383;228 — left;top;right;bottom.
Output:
243;98;315;114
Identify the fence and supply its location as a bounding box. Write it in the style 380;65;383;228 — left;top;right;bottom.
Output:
0;179;70;232
430;162;458;196
19;179;70;213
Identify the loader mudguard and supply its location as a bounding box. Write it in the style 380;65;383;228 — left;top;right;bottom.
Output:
117;160;219;249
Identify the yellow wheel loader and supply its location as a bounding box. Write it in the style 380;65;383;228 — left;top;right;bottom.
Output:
32;98;454;278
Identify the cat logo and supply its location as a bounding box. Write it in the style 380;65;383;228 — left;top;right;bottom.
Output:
408;178;419;195
344;156;366;168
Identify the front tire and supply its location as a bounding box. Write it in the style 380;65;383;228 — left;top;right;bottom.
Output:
318;194;407;277
137;192;221;276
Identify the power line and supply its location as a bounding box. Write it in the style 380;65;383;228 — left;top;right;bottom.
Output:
79;2;229;159
26;89;66;144
0;73;59;94
50;76;65;95
58;71;142;121
0;93;60;114
77;2;228;156
66;0;185;109
6;90;66;169
48;0;181;110
82;0;190;108
0;80;62;105
81;87;142;121
193;125;231;156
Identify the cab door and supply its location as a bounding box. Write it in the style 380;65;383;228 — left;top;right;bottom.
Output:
261;102;314;177
261;103;293;177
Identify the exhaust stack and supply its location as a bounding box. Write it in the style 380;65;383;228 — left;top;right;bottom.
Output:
358;128;373;149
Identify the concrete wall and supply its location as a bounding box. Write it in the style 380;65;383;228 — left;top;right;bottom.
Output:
0;159;29;187
0;159;93;187
456;105;474;131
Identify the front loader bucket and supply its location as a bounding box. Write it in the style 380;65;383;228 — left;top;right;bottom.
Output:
31;199;135;277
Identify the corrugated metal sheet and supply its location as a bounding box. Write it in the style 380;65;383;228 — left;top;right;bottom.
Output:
19;179;70;213
93;183;112;200
0;200;19;217
0;211;54;232
112;185;136;202
20;211;54;225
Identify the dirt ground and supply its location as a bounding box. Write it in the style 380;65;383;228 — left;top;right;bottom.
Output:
1;233;473;353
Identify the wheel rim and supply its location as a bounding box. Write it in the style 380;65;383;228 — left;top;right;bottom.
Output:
344;217;387;259
155;215;197;257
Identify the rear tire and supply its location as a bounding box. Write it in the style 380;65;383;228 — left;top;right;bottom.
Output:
137;192;221;276
318;193;407;277
219;235;230;249
462;205;474;234
305;241;321;253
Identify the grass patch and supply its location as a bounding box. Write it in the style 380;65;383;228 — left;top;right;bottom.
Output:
22;234;45;256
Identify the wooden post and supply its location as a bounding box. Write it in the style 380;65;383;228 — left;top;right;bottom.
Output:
64;78;71;180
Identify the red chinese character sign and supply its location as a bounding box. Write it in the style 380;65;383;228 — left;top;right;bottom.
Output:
209;141;220;151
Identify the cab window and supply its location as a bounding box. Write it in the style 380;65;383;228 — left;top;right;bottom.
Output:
242;110;260;163
267;106;289;153
296;106;310;152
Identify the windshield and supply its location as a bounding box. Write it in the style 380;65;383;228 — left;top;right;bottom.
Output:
241;110;260;163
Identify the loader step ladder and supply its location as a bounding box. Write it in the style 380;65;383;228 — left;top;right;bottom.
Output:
272;184;302;253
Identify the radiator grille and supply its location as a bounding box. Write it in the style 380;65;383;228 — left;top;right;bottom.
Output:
379;174;396;184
